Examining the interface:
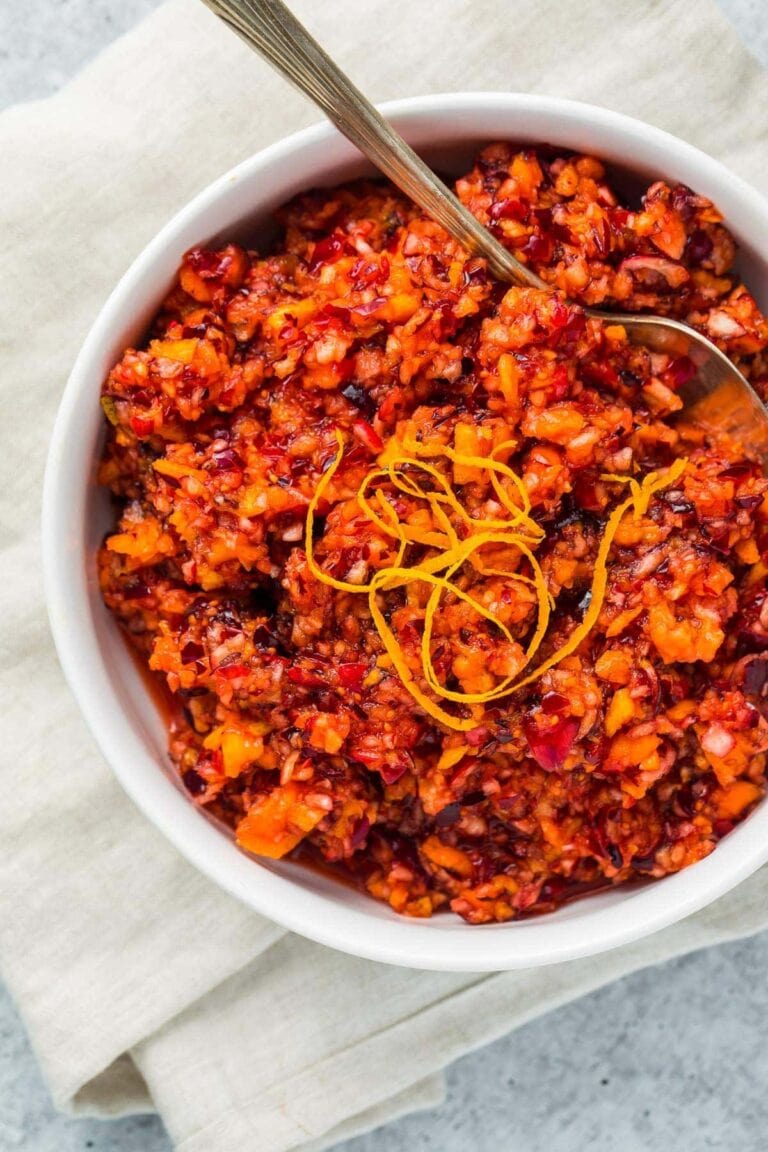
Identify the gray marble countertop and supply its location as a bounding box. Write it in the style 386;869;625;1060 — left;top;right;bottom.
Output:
2;2;768;1150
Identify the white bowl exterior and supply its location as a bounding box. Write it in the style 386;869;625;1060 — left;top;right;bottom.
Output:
43;94;768;971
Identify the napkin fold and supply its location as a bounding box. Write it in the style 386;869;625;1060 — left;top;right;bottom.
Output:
1;1;767;1150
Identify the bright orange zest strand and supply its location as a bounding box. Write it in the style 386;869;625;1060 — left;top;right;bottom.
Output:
306;430;688;730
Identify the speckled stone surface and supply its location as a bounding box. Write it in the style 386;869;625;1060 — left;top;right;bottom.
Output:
2;2;768;1149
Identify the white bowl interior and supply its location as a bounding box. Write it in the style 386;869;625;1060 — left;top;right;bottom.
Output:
45;95;768;970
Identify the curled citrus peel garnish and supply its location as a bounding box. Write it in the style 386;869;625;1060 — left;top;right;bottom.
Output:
306;430;688;731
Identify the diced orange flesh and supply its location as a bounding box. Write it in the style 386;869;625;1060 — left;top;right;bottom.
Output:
308;713;351;755
714;780;762;820
522;404;586;445
605;687;637;737
648;602;724;664
236;783;325;858
148;338;199;364
735;538;760;565
421;836;473;878
594;650;633;685
106;518;175;567
605;606;643;638
608;731;660;769
667;699;697;723
204;720;268;778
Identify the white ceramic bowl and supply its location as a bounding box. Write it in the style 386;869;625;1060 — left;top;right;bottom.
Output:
43;93;768;971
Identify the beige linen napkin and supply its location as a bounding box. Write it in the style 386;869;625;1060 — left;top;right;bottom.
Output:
2;1;768;1149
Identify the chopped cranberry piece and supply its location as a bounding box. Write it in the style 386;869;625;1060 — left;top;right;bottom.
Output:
338;662;367;690
521;231;554;263
609;206;631;230
130;415;154;437
181;641;205;665
182;769;206;796
700;523;731;554
541;691;570;715
523;714;580;771
664;356;697;389
251;626;277;651
434;803;461;828
571;469;603;512
351;257;389;287
662;491;694;515
287;666;326;688
216;663;249;681
735;494;762;511
744;658;768;695
352;418;383;454
379;763;406;785
350;297;388;318
465;725;490;747
489;198;528;222
210;448;242;473
350;815;370;849
320;302;351;324
719;462;755;482
341;383;373;413
686;229;713;264
185;247;230;279
581;361;619;390
122;579;152;601
309;232;348;271
549;363;570;399
559;310;586;343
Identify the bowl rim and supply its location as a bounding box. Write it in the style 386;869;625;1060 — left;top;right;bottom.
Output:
42;91;768;971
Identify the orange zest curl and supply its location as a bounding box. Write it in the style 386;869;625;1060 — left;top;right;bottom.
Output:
306;430;688;731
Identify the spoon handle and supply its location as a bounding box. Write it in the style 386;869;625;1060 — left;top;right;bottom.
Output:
200;0;540;287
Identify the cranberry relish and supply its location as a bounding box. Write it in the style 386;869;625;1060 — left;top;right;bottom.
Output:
99;145;768;924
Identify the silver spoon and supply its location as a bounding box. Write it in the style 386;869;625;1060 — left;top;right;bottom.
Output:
201;0;768;460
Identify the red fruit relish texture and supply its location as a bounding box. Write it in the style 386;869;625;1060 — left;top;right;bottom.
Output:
99;144;768;923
